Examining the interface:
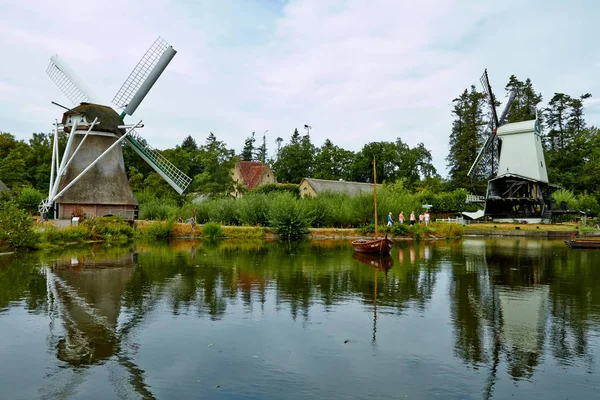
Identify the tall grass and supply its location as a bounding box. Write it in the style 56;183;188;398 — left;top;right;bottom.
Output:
268;192;313;240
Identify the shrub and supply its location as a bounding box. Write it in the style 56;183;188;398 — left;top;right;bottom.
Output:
202;222;223;239
208;198;240;225
40;226;91;243
0;201;38;251
17;188;44;215
80;216;135;241
254;183;300;198
237;194;270;226
390;223;410;236
269;193;312;240
139;197;178;221
139;221;173;240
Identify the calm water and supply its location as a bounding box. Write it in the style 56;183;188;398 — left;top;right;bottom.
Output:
1;238;599;399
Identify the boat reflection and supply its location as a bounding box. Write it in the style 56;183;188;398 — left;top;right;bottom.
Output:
352;251;394;272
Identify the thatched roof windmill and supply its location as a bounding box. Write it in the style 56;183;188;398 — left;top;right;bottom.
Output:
40;37;191;219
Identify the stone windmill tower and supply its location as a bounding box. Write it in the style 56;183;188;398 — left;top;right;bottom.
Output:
468;69;555;222
40;37;191;219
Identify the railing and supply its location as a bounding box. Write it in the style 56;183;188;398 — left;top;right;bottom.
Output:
435;217;466;225
466;194;486;203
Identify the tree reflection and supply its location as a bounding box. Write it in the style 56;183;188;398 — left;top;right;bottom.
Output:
3;237;600;397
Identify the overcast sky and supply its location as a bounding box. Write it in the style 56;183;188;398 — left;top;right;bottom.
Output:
1;0;598;176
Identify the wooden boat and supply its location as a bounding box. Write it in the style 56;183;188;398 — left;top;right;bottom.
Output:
352;252;394;271
351;236;394;254
564;237;600;249
352;159;393;255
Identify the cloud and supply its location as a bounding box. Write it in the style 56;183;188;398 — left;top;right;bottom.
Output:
1;0;598;176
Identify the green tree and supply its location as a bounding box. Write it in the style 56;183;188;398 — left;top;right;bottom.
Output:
504;76;542;123
272;129;315;183
257;133;268;164
181;135;198;152
241;132;256;161
446;86;487;191
313;139;354;180
194;132;237;196
350;139;436;187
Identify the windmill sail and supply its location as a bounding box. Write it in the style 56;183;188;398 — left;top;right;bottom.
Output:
467;70;515;179
112;37;177;116
47;55;102;105
125;130;191;194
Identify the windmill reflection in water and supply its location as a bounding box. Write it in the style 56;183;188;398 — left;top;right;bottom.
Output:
42;252;156;399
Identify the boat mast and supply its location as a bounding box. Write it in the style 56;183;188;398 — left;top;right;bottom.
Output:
373;158;378;239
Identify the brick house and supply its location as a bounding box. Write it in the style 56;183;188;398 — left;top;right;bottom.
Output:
231;161;277;198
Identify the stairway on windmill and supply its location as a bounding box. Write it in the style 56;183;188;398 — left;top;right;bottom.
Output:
41;37;192;220
467;69;558;223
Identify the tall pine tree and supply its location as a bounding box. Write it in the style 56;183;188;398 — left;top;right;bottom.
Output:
446;85;487;190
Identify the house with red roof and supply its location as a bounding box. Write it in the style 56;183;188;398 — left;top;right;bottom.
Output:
231;161;277;198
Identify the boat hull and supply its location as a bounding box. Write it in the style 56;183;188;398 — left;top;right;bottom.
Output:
565;239;600;249
351;236;393;255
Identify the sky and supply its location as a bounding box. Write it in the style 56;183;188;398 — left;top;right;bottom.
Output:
1;0;599;176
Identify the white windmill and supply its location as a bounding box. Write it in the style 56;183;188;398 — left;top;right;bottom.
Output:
40;37;191;220
467;69;555;222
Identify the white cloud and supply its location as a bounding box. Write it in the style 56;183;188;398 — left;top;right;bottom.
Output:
0;0;598;176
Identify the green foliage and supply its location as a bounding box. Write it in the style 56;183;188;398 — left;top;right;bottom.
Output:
237;193;271;226
268;193;313;240
349;140;436;187
553;189;577;210
272;128;315;183
17;188;44;215
209;198;240;225
253;183;300;198
0;201;38;251
39;226;92;244
81;216;135;241
140;221;173;240
139;197;178;221
576;193;600;216
202;222;223;239
446;85;487;191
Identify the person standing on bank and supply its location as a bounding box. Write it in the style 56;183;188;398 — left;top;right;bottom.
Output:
399;211;405;224
387;212;394;226
424;211;430;226
409;211;416;226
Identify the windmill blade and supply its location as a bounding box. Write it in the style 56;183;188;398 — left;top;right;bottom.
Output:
468;130;496;178
112;37;177;116
47;55;102;106
498;90;517;126
124;129;191;194
480;69;499;129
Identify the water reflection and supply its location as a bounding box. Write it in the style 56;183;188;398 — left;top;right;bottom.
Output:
0;238;599;399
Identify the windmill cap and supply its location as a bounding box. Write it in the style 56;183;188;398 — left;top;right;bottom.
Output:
62;103;125;135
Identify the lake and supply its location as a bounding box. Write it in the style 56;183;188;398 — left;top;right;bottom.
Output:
1;238;599;399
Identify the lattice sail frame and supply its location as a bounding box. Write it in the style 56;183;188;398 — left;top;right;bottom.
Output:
112;37;172;111
46;55;102;106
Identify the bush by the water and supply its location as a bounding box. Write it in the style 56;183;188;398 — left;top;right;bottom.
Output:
202;222;223;239
38;216;135;245
0;201;38;251
268;193;313;240
81;216;135;241
139;221;173;240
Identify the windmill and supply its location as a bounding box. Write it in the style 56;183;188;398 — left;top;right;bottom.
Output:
467;69;555;222
467;69;516;181
39;37;192;220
